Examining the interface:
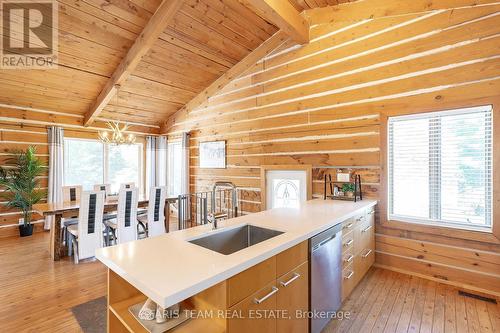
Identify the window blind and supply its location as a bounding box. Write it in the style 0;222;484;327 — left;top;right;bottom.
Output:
388;106;493;229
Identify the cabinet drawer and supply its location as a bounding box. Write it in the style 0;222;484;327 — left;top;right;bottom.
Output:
228;257;276;307
276;241;308;277
276;262;309;333
354;242;375;279
352;212;366;226
228;281;278;333
341;263;356;302
342;248;354;269
355;241;375;285
342;233;354;253
342;219;356;234
355;218;374;255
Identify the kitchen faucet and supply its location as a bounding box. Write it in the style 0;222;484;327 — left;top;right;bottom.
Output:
207;212;228;230
211;181;239;218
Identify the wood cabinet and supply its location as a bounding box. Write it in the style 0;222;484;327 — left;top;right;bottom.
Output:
276;262;309;333
341;207;375;301
227;281;278;333
227;257;276;307
227;241;309;333
105;206;376;333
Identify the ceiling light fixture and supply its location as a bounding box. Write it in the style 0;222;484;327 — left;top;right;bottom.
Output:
98;121;136;145
98;85;136;145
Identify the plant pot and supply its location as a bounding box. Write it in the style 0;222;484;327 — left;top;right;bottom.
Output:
346;191;354;198
19;224;33;237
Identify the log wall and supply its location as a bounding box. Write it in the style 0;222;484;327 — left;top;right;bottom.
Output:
166;4;500;295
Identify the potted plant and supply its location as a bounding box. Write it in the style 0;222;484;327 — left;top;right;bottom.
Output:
0;146;46;237
342;183;356;198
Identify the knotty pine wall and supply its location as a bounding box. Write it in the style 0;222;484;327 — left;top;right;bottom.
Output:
0;123;147;238
166;5;500;295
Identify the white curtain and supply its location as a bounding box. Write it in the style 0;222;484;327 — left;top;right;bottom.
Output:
181;132;190;195
146;136;167;193
45;126;64;230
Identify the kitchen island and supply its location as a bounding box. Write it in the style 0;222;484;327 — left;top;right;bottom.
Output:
96;199;377;332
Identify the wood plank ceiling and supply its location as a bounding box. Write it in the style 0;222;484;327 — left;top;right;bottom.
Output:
287;0;353;11
0;0;279;130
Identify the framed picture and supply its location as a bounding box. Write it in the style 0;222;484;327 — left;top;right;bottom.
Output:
199;141;226;169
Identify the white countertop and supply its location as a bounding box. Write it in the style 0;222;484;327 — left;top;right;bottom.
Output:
96;199;377;308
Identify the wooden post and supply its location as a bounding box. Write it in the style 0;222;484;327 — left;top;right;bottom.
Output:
49;213;62;261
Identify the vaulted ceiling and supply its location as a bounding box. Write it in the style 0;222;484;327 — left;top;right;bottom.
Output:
287;0;353;11
0;0;350;133
0;0;282;132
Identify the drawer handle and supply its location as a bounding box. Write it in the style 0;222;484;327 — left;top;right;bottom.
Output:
343;239;353;247
368;211;375;215
362;225;373;233
344;254;354;263
356;216;365;222
362;249;373;258
254;286;278;304
343;223;353;230
280;273;300;287
344;271;354;280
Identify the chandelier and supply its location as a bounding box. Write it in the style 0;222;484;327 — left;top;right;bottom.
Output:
98;85;136;145
98;121;136;145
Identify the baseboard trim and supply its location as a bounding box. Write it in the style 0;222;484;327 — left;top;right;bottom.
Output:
373;263;500;299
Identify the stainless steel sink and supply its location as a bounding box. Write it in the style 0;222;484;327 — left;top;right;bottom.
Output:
188;225;284;255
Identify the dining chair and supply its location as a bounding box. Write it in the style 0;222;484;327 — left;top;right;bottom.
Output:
120;182;135;190
120;182;148;219
104;187;139;245
94;183;117;223
93;184;111;198
138;186;167;237
61;185;83;245
62;185;82;202
66;190;105;264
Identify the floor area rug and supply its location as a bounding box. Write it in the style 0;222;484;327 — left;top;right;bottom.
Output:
71;296;106;333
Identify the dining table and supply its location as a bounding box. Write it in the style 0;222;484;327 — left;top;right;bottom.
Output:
33;196;178;261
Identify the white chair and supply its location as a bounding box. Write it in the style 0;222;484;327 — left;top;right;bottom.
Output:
94;184;117;222
138;186;167;237
120;182;135;190
67;191;105;264
61;185;82;245
62;185;82;202
104;187;139;245
93;184;111;198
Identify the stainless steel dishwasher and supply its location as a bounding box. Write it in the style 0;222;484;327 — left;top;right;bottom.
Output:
309;223;343;333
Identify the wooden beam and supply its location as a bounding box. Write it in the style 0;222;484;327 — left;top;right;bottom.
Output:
83;0;182;126
306;0;500;24
242;0;309;43
160;30;288;134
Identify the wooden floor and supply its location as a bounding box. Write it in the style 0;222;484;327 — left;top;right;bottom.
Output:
0;232;107;332
324;267;500;333
1;233;499;333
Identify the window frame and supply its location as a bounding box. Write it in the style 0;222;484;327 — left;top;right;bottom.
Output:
63;137;144;195
387;106;493;232
379;102;500;245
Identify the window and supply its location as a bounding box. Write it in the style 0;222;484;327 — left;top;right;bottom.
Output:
108;144;141;194
64;138;143;194
64;139;104;190
167;140;182;197
388;106;492;230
